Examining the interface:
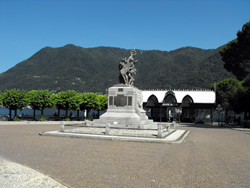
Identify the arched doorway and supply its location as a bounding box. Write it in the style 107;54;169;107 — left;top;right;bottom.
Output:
162;92;178;122
181;95;195;122
145;95;160;121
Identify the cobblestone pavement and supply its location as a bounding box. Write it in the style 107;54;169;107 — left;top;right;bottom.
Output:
0;123;250;188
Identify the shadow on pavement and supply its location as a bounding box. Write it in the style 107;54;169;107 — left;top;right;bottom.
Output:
178;123;245;129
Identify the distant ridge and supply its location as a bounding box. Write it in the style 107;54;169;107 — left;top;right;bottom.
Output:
0;44;233;93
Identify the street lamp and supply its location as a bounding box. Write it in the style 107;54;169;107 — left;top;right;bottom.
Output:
216;104;223;126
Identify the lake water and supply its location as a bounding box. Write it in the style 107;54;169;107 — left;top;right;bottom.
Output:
0;107;89;119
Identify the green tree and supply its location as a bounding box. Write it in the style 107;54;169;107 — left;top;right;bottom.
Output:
220;21;250;116
1;89;29;119
54;90;82;118
0;92;3;105
214;78;245;116
220;20;250;84
95;94;108;118
52;93;63;117
230;89;250;115
27;90;55;118
80;92;98;119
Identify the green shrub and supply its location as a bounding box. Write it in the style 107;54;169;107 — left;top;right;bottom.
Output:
39;117;46;121
13;117;21;121
63;118;71;121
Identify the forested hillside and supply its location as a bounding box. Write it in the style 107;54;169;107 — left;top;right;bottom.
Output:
0;44;233;93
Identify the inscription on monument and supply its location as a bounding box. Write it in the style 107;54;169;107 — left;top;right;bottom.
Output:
114;94;127;107
109;96;114;106
128;96;132;106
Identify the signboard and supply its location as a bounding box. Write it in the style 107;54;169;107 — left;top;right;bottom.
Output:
162;103;178;107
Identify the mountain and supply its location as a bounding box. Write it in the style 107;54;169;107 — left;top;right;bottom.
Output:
0;44;233;93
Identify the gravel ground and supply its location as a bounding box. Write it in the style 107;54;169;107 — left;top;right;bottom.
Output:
0;123;250;188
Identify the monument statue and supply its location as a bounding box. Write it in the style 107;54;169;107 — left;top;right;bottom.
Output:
88;49;157;129
119;49;138;86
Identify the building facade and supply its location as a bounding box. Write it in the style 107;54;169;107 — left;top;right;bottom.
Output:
142;90;216;123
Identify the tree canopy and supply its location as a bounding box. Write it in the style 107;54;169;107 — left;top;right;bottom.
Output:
0;89;107;120
220;20;250;84
53;90;83;117
214;78;245;111
28;90;55;117
95;94;108;117
220;21;250;116
1;89;29;118
81;93;99;118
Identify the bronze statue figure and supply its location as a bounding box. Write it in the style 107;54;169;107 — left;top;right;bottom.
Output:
119;49;138;86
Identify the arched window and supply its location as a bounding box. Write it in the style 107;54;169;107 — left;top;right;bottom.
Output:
163;94;177;105
146;95;159;107
182;95;193;106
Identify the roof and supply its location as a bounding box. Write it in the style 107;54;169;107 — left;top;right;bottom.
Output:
142;90;216;104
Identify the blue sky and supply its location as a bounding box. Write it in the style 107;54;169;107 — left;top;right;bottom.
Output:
0;0;249;73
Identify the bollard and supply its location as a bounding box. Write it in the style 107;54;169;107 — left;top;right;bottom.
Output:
167;125;171;132
172;121;176;129
105;123;110;135
157;124;162;138
60;121;65;132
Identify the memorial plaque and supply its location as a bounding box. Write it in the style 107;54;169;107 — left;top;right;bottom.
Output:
118;88;123;92
114;94;127;107
128;96;132;106
109;96;114;106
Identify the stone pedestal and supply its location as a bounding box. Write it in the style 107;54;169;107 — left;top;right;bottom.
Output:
87;84;157;129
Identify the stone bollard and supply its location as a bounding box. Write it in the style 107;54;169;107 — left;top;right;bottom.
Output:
157;124;162;138
167;125;171;132
105;123;110;135
172;121;176;129
60;121;65;132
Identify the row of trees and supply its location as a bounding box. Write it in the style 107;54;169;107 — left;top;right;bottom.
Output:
0;89;108;120
216;20;250;120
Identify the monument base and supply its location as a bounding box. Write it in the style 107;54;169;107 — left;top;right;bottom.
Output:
87;84;157;129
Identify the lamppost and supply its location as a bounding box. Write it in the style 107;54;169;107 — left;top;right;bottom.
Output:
216;104;223;126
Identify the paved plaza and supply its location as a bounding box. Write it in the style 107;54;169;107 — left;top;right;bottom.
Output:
0;123;250;188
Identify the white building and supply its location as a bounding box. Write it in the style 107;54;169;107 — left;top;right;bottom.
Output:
142;89;216;123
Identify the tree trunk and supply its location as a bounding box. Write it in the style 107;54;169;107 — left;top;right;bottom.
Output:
58;109;60;117
33;109;36;119
41;108;44;117
14;109;17;118
9;109;12;120
87;110;90;120
97;109;100;118
225;109;228;124
77;110;80;117
66;110;68;118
